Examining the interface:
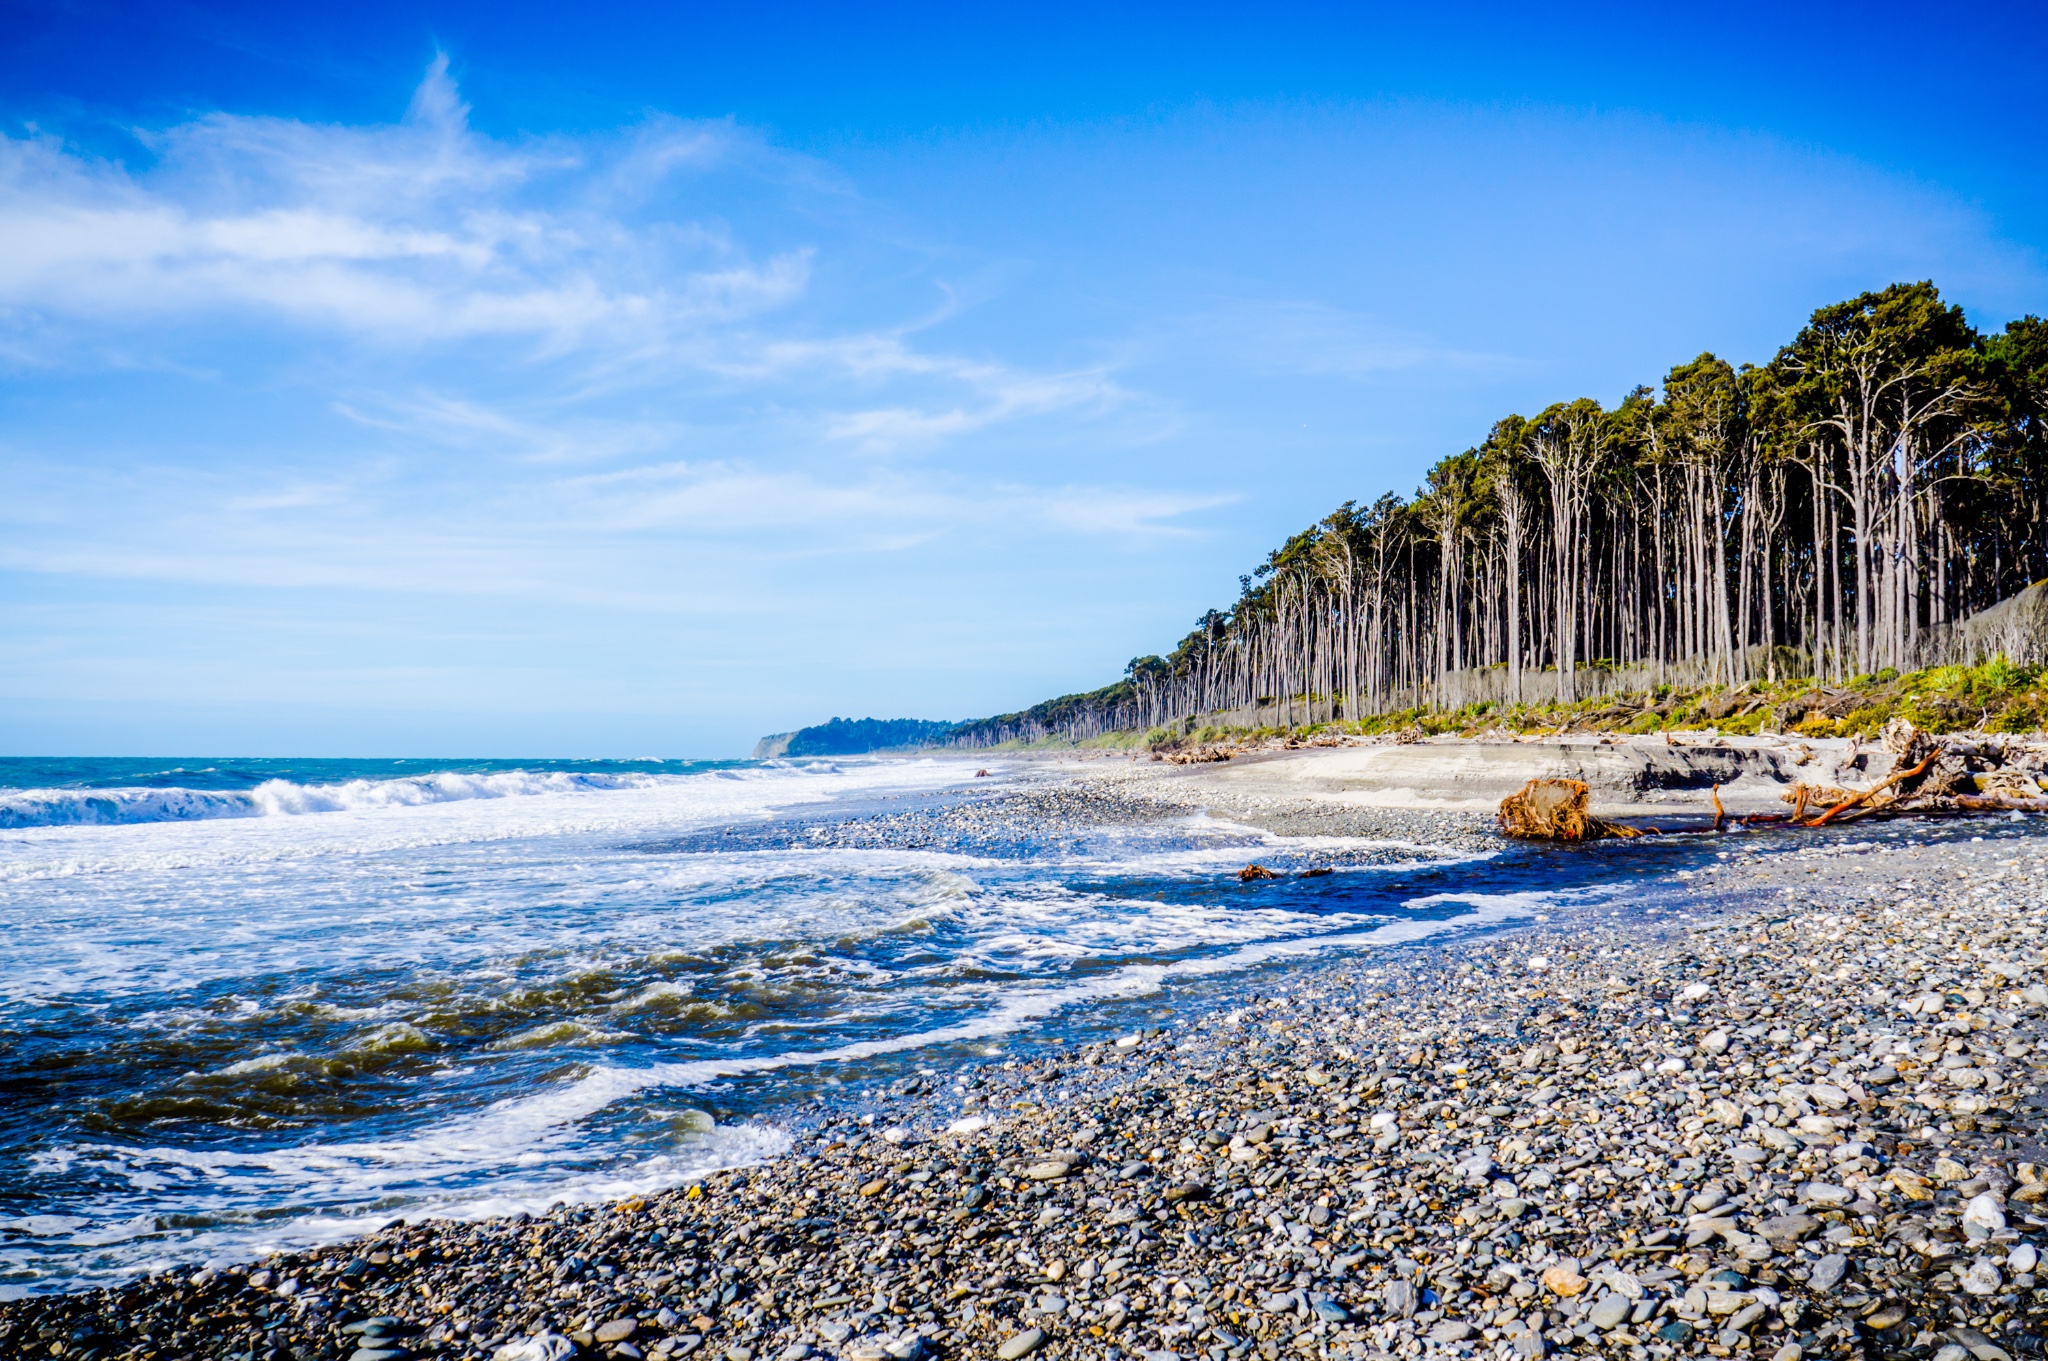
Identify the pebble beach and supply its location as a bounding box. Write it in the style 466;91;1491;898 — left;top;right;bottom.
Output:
6;763;2047;1361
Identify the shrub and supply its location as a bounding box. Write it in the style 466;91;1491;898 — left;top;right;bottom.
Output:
1796;711;1837;738
1978;654;2029;695
1994;703;2039;734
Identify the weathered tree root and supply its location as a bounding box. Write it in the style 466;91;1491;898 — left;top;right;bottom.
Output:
1497;779;1644;841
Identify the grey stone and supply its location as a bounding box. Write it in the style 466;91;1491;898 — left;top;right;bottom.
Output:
1806;1254;1848;1294
996;1328;1047;1360
1947;1331;2014;1361
1797;1182;1852;1207
1756;1213;1821;1244
1586;1295;1630;1330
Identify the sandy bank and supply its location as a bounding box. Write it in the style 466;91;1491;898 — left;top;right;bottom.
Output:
1067;737;1924;819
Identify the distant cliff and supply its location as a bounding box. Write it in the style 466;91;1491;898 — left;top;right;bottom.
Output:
753;717;958;759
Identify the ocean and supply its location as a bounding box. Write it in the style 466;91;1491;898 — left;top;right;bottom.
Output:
0;754;1704;1298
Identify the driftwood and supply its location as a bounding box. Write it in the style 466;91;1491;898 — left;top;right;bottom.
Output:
1972;769;2046;797
1803;750;1942;827
1764;724;2047;829
1497;779;1644;841
1956;792;2048;812
1783;782;1862;810
1501;724;2048;841
1768;730;2045;827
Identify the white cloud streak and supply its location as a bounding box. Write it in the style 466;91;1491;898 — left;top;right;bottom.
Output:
0;56;1153;466
0;67;807;351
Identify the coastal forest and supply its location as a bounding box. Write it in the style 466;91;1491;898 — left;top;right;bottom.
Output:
952;282;2048;746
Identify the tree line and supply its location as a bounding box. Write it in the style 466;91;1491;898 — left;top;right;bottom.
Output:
951;283;2048;746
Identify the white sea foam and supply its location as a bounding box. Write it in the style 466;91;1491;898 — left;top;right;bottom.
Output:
0;760;903;832
211;1053;296;1076
268;877;1576;1194
39;1121;793;1282
0;758;979;884
21;872;1571;1286
0;754;1612;1295
0;785;260;828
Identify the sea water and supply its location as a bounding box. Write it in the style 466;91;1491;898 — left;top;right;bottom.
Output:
0;754;1710;1296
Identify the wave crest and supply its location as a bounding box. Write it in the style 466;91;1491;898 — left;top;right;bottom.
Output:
0;769;672;829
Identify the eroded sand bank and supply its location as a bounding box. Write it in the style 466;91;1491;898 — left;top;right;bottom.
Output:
1064;737;1949;819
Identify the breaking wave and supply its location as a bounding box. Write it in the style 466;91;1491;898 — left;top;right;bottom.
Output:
0;769;674;829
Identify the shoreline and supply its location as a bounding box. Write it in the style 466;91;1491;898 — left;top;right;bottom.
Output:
5;764;2047;1361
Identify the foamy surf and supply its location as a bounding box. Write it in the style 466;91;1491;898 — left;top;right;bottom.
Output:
0;754;1667;1295
0;759;910;832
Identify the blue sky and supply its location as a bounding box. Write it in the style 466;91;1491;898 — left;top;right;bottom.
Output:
2;1;2044;756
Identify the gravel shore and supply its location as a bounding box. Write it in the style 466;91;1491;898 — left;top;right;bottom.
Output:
6;780;2046;1361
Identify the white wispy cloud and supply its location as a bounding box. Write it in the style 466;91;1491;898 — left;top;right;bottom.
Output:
0;449;1220;608
333;393;682;465
0;54;1231;691
0;57;1147;462
820;363;1126;448
1167;298;1515;379
0;57;806;353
